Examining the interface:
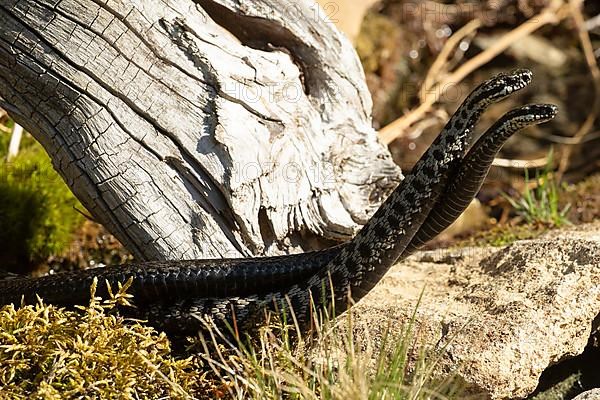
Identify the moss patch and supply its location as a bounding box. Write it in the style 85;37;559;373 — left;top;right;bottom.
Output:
0;280;204;399
0;128;83;271
468;223;550;247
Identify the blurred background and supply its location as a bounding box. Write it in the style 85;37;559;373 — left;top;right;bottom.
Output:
1;0;599;274
327;0;600;246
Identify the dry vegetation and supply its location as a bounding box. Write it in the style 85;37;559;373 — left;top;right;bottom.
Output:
0;283;464;399
0;280;204;399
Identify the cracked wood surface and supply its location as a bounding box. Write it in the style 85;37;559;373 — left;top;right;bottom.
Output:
0;0;400;260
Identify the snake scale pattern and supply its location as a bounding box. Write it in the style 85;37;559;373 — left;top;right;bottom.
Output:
0;70;557;336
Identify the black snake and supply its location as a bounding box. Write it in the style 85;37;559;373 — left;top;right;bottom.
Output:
0;70;557;336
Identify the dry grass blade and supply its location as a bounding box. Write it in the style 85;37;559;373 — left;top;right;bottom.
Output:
420;19;483;102
492;156;553;169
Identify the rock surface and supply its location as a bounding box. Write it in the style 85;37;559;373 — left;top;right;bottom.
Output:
574;389;600;400
349;222;600;399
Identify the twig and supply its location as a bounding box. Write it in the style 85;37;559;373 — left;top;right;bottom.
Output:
527;129;600;144
378;2;568;145
557;0;600;178
584;12;600;31
73;206;98;222
0;109;9;133
492;156;552;169
7;124;23;161
421;19;483;102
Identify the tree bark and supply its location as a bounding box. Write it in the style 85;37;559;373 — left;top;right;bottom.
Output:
0;0;400;260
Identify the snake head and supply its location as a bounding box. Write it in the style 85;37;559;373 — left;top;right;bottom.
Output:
505;103;558;124
485;103;558;138
469;69;533;107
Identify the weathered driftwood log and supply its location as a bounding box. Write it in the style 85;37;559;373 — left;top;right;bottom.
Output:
0;1;400;260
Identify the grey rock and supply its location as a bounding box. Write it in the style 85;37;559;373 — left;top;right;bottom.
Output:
573;389;600;400
348;222;600;399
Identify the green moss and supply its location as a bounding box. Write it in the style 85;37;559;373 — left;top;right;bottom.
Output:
0;127;83;269
0;279;204;399
529;372;581;400
355;13;403;74
457;223;548;248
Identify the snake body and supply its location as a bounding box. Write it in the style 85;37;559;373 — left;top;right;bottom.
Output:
0;70;557;335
